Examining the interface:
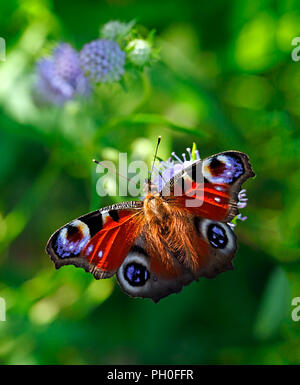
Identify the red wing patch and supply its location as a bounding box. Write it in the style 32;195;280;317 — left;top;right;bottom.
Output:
82;209;142;274
174;182;231;221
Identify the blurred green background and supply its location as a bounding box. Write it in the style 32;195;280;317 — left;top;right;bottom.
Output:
0;0;300;365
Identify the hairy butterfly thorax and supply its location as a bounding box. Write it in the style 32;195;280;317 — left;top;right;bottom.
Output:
46;140;255;302
144;193;170;221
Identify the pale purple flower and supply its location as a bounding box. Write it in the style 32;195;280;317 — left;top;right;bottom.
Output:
237;189;248;209
35;43;90;105
151;147;201;192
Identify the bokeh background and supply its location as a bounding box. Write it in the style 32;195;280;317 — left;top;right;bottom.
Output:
0;0;300;365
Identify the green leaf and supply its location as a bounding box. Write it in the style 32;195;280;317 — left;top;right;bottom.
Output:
97;113;209;139
254;267;291;340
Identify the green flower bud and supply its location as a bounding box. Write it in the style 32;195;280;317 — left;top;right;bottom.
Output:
126;39;151;67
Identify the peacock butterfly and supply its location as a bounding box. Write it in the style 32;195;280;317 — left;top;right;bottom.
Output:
46;141;254;302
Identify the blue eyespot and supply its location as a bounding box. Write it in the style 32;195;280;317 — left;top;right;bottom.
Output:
124;263;150;286
55;220;90;258
204;154;244;184
207;224;228;249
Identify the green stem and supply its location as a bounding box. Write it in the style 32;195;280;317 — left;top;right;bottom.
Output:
132;69;152;113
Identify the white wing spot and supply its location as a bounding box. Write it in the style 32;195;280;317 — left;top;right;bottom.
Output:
87;245;94;255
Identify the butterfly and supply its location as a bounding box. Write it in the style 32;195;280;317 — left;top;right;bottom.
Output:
46;142;254;302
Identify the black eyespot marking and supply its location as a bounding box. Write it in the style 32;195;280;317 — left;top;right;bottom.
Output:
81;211;103;237
193;217;201;234
207;224;228;249
124;263;150;286
190;162;201;182
109;209;119;222
131;245;148;257
210;156;223;170
66;224;80;237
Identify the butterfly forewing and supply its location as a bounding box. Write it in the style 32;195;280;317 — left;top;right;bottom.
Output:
46;201;143;279
162;151;254;222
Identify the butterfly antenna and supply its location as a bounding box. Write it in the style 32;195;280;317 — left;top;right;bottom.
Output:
93;159;135;185
150;136;161;179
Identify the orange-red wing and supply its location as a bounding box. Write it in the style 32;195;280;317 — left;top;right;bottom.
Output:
162;151;255;222
174;182;231;221
81;209;142;274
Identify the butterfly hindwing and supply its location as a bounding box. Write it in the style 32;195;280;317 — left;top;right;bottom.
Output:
116;214;237;302
46;201;143;279
116;235;195;303
193;216;237;278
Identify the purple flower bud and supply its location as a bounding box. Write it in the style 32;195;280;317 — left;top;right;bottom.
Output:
79;39;125;83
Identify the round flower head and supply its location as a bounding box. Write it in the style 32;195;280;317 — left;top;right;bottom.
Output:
101;20;134;41
35;43;90;106
127;39;151;67
79;39;126;83
53;43;82;85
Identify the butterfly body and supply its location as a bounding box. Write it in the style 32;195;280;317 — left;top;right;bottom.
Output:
46;150;254;302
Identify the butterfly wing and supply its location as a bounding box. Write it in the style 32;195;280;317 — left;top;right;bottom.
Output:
115;214;237;303
46;201;143;279
46;201;193;302
116;235;195;303
161;150;255;222
122;150;254;302
201;150;255;221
